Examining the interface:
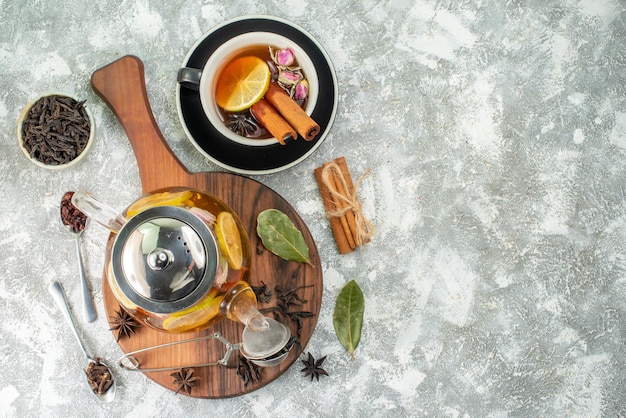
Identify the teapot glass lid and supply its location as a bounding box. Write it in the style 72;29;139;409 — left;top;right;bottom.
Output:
111;206;218;313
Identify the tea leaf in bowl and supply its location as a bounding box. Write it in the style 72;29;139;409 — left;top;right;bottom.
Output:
257;209;311;264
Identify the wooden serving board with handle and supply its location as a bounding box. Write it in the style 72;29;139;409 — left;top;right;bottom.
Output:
90;55;322;398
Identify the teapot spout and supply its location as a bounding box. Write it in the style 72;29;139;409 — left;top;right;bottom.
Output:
71;190;127;233
220;282;267;330
246;314;270;332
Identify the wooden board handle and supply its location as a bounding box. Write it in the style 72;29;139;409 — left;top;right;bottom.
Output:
91;55;190;192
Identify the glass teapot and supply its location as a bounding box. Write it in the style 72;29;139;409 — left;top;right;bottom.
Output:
71;189;292;365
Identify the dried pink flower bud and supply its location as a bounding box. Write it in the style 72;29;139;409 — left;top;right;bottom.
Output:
294;80;309;101
278;70;302;86
276;47;295;66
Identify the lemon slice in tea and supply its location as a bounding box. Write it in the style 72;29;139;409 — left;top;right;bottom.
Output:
215;56;271;112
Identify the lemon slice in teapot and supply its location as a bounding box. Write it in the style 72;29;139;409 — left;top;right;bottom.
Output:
216;211;243;270
126;190;194;217
162;289;222;333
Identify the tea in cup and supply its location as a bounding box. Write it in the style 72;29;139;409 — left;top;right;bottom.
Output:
178;32;319;146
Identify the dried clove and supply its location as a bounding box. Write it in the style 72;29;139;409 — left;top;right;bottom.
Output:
276;285;311;308
259;284;314;340
250;281;273;304
85;358;113;395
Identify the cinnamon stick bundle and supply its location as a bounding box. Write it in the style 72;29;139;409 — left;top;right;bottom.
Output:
265;83;320;141
250;99;296;145
314;157;374;254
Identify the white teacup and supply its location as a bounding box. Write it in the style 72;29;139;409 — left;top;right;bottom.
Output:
178;32;319;147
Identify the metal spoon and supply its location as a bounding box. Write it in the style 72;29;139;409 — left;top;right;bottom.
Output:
48;281;116;403
61;192;96;323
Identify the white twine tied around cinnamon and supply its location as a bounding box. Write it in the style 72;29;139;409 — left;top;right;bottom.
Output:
320;161;375;247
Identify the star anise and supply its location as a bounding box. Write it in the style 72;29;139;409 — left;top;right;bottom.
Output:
109;305;141;341
300;352;328;382
224;113;262;137
170;367;201;395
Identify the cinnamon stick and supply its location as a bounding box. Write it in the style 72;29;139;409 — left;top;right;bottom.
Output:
327;171;357;250
328;159;360;246
264;83;320;141
250;99;296;145
315;157;374;253
314;164;354;254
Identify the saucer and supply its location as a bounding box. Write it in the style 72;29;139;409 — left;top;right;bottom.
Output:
176;15;338;175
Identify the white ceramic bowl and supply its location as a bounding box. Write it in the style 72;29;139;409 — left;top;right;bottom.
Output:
200;32;319;147
17;92;95;169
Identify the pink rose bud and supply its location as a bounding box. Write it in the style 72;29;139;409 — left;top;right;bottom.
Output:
294;80;309;100
278;70;301;86
276;47;295;66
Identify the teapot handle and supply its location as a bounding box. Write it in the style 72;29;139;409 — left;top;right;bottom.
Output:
71;190;127;233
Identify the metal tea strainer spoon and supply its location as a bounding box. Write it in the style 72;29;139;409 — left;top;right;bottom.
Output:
118;317;294;372
49;282;116;402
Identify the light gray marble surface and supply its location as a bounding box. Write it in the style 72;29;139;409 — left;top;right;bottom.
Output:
1;1;625;417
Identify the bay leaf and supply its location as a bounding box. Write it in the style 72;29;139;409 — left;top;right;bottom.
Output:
333;279;364;359
256;209;311;264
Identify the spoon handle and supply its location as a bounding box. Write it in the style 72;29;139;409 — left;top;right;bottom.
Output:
75;234;97;323
49;281;92;361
